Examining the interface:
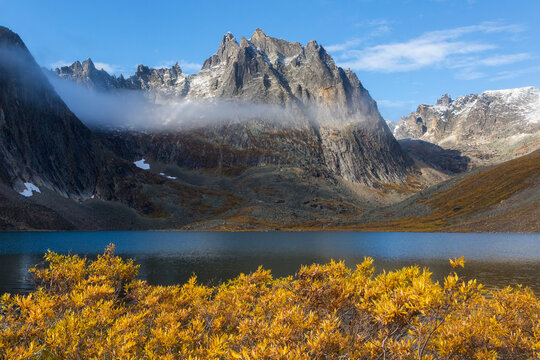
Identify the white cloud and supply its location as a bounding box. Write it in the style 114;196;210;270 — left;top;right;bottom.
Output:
179;60;202;73
50;60;71;69
490;66;540;81
478;53;531;66
326;39;365;53
328;18;391;53
332;22;526;73
339;40;494;72
455;69;486;80
94;62;118;74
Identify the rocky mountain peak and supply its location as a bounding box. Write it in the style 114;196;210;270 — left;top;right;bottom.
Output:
71;60;83;71
172;61;182;75
306;39;319;51
82;58;95;72
251;28;266;38
394;86;540;165
436;93;452;107
135;64;150;76
201;32;240;70
250;28;303;60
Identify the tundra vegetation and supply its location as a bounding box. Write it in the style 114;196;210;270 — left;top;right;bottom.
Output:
1;245;539;359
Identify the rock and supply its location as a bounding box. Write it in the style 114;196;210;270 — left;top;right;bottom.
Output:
0;26;101;198
394;87;540;165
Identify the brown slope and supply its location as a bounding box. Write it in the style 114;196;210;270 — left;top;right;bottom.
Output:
315;149;540;232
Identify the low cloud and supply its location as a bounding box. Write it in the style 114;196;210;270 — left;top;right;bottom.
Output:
45;74;315;131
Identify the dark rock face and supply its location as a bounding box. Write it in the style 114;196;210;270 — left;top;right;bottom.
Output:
398;139;470;174
0;26;101;198
54;29;414;186
394;88;540;164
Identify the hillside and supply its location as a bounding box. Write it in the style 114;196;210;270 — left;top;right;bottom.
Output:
330;149;540;233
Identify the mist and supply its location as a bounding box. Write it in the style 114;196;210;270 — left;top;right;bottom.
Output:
45;74;312;131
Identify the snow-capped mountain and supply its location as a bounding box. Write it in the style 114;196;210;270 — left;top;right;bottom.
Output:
394;87;540;164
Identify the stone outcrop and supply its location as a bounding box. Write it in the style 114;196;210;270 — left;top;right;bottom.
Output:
394;87;540;164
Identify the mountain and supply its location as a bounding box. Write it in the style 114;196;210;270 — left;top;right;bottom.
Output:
394;87;540;165
336;149;540;233
0;26;101;198
2;25;538;232
53;29;414;187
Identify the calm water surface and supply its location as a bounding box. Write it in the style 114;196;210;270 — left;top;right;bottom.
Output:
1;231;539;294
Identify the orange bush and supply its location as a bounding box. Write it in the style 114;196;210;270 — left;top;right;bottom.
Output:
0;246;538;359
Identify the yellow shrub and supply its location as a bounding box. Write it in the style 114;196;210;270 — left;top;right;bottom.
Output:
0;245;538;359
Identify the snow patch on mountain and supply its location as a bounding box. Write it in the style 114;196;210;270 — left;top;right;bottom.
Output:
19;182;41;197
134;158;150;170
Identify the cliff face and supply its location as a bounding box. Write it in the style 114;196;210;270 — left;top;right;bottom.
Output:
53;29;413;186
394;88;540;165
0;26;101;198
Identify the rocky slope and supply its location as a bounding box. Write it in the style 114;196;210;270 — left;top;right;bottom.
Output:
337;149;540;233
54;29;414;187
0;26;101;198
394;88;540;165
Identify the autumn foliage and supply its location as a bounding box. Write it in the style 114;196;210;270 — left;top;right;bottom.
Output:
1;246;539;359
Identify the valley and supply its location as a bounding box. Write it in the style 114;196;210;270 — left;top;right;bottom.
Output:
0;25;538;232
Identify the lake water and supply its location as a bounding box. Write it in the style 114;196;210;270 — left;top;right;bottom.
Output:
1;231;539;294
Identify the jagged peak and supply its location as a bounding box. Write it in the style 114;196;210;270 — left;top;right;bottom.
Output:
173;61;182;74
251;28;267;39
239;36;251;48
82;57;94;66
306;39;319;49
220;32;238;46
249;29;303;59
436;93;452;106
81;58;96;72
71;60;82;69
135;64;150;75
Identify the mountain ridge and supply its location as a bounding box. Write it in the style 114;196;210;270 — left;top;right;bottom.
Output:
394;86;540;166
0;25;538;232
52;28;415;187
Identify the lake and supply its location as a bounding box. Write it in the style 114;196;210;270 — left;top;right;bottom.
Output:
1;231;539;294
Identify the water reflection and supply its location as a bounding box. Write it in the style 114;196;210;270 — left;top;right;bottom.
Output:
1;231;539;294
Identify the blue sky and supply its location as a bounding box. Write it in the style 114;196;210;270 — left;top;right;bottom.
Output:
1;0;539;121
